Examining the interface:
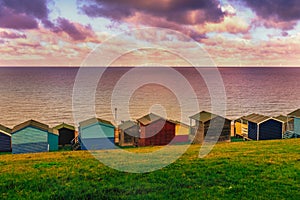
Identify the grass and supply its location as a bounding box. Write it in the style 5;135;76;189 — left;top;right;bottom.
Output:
0;139;299;199
231;136;244;142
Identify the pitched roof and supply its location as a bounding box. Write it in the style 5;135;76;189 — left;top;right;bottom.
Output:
12;120;49;133
274;115;290;123
242;113;270;124
79;117;114;128
168;120;190;128
0;124;12;133
0;124;12;136
53;123;75;131
137;113;166;126
288;109;300;117
190;111;229;123
118;121;138;130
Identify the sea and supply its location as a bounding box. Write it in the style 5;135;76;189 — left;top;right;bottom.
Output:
0;67;299;128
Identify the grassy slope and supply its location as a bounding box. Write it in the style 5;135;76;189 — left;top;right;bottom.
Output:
0;139;299;200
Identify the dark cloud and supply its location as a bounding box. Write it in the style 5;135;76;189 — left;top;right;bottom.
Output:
80;0;225;25
240;0;300;22
0;0;50;29
2;0;49;19
0;7;38;29
0;31;27;39
50;17;96;41
57;18;90;41
0;0;97;41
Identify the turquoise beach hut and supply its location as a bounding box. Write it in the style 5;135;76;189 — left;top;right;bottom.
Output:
12;120;58;154
0;124;12;152
285;109;300;138
79;118;115;150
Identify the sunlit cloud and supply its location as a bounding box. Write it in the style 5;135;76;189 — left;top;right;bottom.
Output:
0;0;300;66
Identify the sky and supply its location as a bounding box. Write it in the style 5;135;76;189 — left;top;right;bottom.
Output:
1;0;300;66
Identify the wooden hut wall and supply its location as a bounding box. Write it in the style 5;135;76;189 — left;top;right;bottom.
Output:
48;132;59;151
189;122;204;144
138;119;175;147
247;122;258;140
173;124;189;143
235;121;242;136
119;126;139;147
294;118;300;134
235;120;248;137
259;119;283;140
12;127;48;154
79;122;115;150
204;117;231;142
0;132;11;152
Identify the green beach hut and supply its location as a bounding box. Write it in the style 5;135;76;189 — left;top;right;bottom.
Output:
12;120;58;154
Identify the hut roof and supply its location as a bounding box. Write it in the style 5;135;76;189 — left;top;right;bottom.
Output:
12;120;49;133
168;120;190;128
242;113;270;124
79;117;114;128
118;121;137;130
137;113;167;126
274;115;290;123
234;116;246;122
0;124;12;136
190;111;229;123
288;109;300;117
53;123;75;131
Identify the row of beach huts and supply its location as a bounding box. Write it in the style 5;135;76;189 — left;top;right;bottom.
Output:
0;109;300;154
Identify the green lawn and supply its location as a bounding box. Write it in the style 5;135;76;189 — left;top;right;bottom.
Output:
0;139;299;200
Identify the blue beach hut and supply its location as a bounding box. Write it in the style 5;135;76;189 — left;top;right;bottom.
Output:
0;124;12;152
243;114;283;140
79;118;115;150
11;120;58;154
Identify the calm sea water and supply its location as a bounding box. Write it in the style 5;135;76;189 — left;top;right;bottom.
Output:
0;67;299;128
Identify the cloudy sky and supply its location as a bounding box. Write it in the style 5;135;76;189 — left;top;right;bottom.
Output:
1;0;300;66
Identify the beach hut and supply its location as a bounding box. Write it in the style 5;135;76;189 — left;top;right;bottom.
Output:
118;121;140;147
234;117;248;138
0;124;12;152
286;109;300;138
79;118;115;150
170;120;190;144
243;114;283;140
189;111;231;144
11;120;58;154
137;113;176;147
54;123;76;146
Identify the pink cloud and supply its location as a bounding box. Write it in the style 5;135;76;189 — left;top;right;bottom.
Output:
202;34;300;66
0;30;26;39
